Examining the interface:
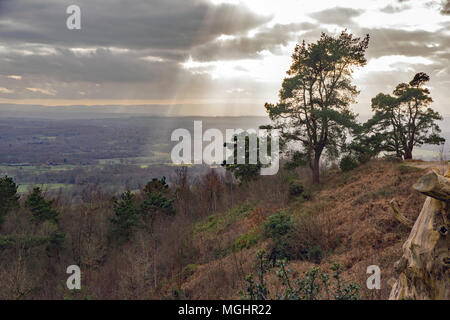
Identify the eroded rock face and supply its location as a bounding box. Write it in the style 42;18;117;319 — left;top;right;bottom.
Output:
390;171;450;300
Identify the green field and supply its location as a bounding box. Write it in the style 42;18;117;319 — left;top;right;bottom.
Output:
17;183;74;194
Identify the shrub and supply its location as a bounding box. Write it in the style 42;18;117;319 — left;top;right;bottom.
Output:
339;155;359;172
263;211;294;260
288;213;324;261
263;211;293;240
306;245;323;264
195;204;253;235
288;202;341;262
182;264;198;280
289;182;304;196
299;188;313;201
331;263;361;300
240;251;360;300
231;230;260;252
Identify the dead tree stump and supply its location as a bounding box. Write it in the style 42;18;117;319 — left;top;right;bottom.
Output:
390;170;450;300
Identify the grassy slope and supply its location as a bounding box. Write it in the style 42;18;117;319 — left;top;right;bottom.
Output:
180;160;428;299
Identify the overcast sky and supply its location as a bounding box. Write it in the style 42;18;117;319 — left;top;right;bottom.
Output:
0;0;449;116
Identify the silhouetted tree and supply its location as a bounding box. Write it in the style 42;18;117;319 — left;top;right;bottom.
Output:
265;30;369;183
369;72;444;160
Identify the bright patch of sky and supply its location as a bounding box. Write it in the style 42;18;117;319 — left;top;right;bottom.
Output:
354;55;435;79
183;0;450;114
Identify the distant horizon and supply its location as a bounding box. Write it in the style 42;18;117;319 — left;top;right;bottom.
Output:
2;102;450;120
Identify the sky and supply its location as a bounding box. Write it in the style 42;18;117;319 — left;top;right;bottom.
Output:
0;0;449;116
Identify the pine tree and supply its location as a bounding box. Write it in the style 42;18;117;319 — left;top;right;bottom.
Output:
370;72;444;159
24;187;60;224
265;30;369;183
109;191;140;242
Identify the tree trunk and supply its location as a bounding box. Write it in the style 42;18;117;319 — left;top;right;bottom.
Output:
311;156;320;184
389;170;450;300
413;171;450;200
404;147;413;160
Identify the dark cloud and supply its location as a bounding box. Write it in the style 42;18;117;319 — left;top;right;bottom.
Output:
0;0;276;100
0;48;211;100
360;28;449;59
0;47;176;83
309;7;364;25
0;0;271;51
191;22;317;61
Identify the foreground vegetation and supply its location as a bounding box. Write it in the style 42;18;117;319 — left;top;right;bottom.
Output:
0;158;428;299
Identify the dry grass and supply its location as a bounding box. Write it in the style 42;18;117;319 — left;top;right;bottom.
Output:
181;160;427;299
